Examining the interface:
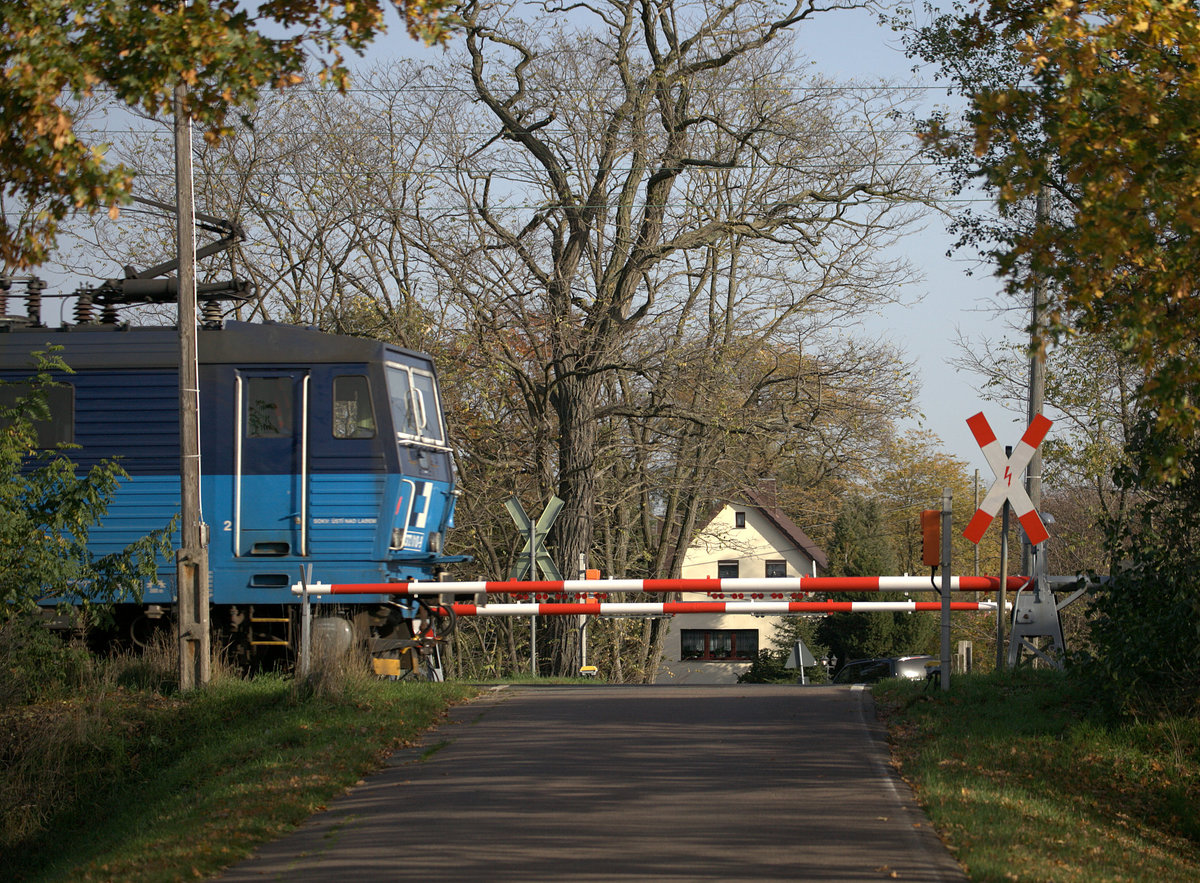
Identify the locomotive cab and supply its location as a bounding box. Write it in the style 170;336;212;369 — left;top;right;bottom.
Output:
1;312;465;664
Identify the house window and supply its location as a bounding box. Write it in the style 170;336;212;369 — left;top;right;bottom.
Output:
680;629;759;661
765;560;787;578
734;511;746;528
717;560;739;579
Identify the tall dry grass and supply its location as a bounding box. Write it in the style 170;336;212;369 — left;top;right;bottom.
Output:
1;612;397;852
0;621;233;851
291;614;377;701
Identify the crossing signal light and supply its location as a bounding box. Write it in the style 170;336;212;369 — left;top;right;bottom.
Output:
921;509;941;567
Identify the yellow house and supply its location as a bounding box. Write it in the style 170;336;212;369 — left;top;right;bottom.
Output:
656;486;828;684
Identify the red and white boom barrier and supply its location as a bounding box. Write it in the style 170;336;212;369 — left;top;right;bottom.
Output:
291;575;1029;598
447;600;999;617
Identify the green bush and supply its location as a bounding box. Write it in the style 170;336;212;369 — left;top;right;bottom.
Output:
0;616;92;707
737;649;791;683
814;496;937;664
737;649;829;684
1086;419;1200;718
0;351;173;623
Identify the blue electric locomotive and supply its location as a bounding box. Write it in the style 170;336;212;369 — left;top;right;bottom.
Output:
0;281;464;663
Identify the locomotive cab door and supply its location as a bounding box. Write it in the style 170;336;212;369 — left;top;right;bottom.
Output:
234;371;309;558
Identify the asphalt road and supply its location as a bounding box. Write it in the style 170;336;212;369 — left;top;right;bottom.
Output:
217;685;966;882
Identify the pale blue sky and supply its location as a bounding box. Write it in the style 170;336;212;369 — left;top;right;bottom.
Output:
790;5;1030;480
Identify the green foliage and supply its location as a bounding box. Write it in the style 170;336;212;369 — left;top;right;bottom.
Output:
817;598;938;667
0;351;173;624
736;649;791;684
825;494;897;578
764;615;832;683
0;615;93;707
737;647;832;685
1083;418;1200;719
772;613;826;656
904;0;1200;477
0;0;457;268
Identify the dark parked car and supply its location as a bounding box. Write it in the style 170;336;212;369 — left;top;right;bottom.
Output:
831;656;938;685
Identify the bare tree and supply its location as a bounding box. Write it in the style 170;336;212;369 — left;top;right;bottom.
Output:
393;0;928;672
61;66;454;348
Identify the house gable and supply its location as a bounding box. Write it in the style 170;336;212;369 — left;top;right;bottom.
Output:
658;494;827;684
682;495;826;580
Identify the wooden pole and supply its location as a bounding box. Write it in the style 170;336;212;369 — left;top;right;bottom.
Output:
175;82;210;690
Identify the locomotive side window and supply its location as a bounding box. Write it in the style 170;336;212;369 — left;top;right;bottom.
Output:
333;375;376;439
410;371;445;445
386;362;446;447
0;381;74;448
246;377;293;438
389;368;419;437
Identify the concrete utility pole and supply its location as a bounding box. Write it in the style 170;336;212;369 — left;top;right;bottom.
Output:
175;82;210;690
1022;187;1049;578
997;497;1010;672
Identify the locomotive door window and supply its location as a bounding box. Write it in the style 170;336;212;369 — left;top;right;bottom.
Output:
332;375;376;439
234;372;310;558
246;378;293;438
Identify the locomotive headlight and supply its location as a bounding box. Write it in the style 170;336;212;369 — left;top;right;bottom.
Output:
391;528;404;549
429;532;442;555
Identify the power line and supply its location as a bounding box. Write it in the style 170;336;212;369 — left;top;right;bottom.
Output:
79;81;961;100
2;193;998;225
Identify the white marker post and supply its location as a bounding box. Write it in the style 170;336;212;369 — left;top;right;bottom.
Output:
940;487;952;692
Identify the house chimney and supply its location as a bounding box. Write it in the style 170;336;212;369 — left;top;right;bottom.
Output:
758;476;778;511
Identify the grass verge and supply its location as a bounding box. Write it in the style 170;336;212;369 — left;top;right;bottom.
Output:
2;672;477;882
874;669;1200;882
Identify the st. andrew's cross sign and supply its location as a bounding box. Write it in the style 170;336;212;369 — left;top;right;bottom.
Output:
506;495;564;580
963;412;1052;546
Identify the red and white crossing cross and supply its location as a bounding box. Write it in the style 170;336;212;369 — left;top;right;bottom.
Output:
964;412;1053;546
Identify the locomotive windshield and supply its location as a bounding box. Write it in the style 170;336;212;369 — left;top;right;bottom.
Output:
386;362;446;447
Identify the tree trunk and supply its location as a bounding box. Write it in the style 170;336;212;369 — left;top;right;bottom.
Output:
540;366;602;675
